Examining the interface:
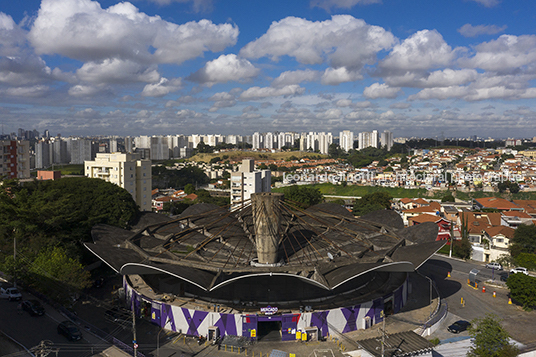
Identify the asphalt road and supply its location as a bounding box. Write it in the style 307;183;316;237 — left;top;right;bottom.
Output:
420;255;536;345
0;292;110;357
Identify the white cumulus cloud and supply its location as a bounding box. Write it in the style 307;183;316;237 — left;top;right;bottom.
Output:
272;69;320;87
380;30;458;72
321;67;363;85
239;85;305;100
141;77;183;97
240;15;395;71
28;0;238;64
459;34;536;72
187;54;259;86
363;83;401;99
77;58;160;84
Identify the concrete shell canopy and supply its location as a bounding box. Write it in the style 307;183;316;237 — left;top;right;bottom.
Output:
85;200;444;297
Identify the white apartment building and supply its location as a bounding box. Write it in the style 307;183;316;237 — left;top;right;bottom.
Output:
358;130;379;150
252;132;263;150
231;159;271;210
380;130;394;151
0;140;30;179
84;152;152;211
339;130;354;152
305;132;332;154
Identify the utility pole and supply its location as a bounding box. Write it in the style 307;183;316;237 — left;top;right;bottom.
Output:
380;310;385;357
132;302;138;357
13;233;16;289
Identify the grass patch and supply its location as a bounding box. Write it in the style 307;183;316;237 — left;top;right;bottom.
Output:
274;183;429;198
274;182;536;200
437;244;451;255
40;164;85;175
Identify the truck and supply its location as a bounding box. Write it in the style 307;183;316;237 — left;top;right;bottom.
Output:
0;287;22;301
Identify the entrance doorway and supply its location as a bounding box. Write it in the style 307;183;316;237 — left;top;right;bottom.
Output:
257;320;282;341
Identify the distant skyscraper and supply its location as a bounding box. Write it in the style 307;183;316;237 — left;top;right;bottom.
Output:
67;138;95;164
252;132;262;150
380;130;394;151
265;132;275;150
358;130;379;150
150;136;169;161
339;130;354;152
35;141;51;169
110;139;118;153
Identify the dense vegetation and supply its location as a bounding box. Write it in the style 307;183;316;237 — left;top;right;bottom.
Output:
0;177;139;302
509;224;536;270
280;185;324;209
352;192;392;216
506;273;536;310
152;165;210;189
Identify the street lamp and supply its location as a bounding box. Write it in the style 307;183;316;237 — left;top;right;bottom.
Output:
422;274;433;318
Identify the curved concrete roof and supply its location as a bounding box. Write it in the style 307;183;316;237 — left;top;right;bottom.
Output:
85;202;444;291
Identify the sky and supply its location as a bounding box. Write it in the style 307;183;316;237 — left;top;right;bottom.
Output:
1;0;536;139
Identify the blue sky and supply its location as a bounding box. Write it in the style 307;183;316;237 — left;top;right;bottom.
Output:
1;0;536;138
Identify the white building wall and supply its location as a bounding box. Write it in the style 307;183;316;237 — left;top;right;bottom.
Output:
340;130;354;152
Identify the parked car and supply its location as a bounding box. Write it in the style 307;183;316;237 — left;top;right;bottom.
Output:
57;321;82;341
510;267;529;275
447;320;471;334
485;262;503;270
0;287;22;301
21;300;45;316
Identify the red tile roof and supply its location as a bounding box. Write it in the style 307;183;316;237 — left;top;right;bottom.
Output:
475;197;519;210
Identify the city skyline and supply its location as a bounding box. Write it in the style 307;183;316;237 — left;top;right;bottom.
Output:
1;0;536;138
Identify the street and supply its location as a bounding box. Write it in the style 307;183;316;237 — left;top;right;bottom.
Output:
421;255;536;344
0;292;110;357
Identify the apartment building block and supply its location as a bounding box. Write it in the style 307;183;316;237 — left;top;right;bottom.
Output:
231;159;271;210
85;153;152;211
0;140;30;179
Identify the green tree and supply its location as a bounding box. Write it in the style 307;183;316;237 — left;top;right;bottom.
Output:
352;192;392;216
453;213;472;259
328;143;344;158
282;185;323;209
509;182;520;194
506;272;536;310
441;191;455;202
513;253;536;271
21;247;92;304
468;314;519;357
195;142;213;154
184;183;196;194
152;165;209;189
510;224;536;257
209;156;221;164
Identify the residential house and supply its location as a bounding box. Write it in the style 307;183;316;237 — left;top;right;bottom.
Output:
401;201;441;226
482;226;515;262
408;214;452;241
501;211;533;228
474;197;520;211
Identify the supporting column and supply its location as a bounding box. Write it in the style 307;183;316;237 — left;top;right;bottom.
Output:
252;193;283;264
